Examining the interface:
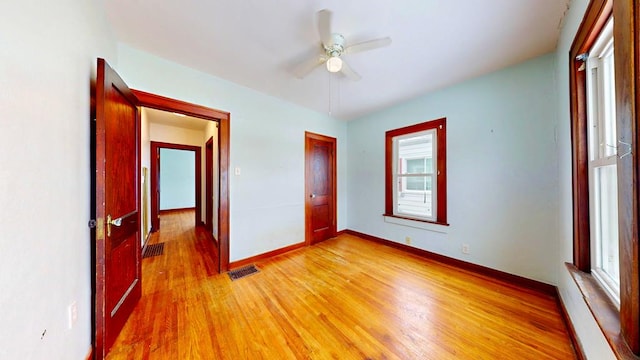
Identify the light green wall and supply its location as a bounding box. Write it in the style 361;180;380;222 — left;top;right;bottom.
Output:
348;53;560;284
117;44;348;262
160;149;196;210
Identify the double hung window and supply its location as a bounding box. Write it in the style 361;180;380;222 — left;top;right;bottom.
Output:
385;118;447;224
586;19;619;303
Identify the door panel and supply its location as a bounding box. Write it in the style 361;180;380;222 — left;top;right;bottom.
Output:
305;132;336;245
95;58;141;359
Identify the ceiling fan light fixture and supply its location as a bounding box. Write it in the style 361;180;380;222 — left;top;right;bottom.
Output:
326;56;343;73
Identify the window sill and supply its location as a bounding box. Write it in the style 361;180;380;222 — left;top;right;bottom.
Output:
565;263;637;359
382;214;449;233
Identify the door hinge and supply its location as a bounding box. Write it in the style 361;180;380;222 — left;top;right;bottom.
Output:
88;219;97;228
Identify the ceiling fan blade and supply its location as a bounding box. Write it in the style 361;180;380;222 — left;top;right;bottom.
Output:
293;53;328;79
317;9;333;47
340;60;361;81
344;37;392;55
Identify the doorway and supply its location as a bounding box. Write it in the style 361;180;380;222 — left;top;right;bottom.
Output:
150;142;202;232
92;60;231;359
133;90;230;273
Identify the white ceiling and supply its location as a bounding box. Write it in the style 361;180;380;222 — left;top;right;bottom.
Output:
106;0;570;120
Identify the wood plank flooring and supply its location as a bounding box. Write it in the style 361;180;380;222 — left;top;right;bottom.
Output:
106;210;577;359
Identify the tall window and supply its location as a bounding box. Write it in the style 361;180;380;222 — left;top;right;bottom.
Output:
569;0;640;355
586;19;619;303
385;118;447;224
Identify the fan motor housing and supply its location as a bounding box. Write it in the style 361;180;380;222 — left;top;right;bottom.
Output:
324;33;345;57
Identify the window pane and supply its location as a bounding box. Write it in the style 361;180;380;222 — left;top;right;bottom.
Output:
602;51;617;158
397;186;432;218
585;19;619;302
595;164;619;285
425;158;433;173
395;132;434;219
406;176;425;190
406;158;425;174
398;134;432;175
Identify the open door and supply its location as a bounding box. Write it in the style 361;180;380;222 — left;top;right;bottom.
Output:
305;132;337;245
94;58;141;359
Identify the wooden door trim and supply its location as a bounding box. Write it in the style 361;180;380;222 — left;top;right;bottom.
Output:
304;132;337;246
133;89;231;273
134;90;229;120
150;141;202;228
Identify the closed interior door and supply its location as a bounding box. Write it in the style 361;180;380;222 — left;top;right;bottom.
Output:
305;132;336;245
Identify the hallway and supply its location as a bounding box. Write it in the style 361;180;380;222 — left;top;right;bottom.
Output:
107;209;219;358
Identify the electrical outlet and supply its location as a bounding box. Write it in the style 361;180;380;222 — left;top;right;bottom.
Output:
405;236;411;245
462;244;470;254
68;301;78;329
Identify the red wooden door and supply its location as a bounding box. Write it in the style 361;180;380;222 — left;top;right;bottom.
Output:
94;58;141;358
305;132;337;244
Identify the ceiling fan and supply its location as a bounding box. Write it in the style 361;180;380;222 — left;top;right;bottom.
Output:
293;9;392;81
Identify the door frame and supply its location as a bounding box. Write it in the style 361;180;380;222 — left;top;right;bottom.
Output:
304;131;337;245
133;89;231;272
150;142;202;230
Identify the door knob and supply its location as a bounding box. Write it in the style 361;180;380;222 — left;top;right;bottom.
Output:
106;214;123;237
310;193;316;198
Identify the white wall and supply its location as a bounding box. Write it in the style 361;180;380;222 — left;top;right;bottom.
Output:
348;53;560;285
0;1;116;359
117;44;348;262
150;122;205;148
555;0;616;358
159;149;196;210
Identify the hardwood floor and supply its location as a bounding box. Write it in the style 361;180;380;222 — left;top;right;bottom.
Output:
107;210;576;359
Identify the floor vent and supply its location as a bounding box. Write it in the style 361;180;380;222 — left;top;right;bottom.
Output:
143;243;165;259
228;265;260;281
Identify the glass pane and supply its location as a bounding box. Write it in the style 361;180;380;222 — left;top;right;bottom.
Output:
425;158;433;173
595;164;619;286
602;52;617;157
394;130;436;220
406;177;425;191
396;186;432;218
406;158;425;174
398;134;432;175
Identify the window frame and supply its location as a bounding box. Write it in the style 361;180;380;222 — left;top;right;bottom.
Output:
385;118;447;225
569;0;640;357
